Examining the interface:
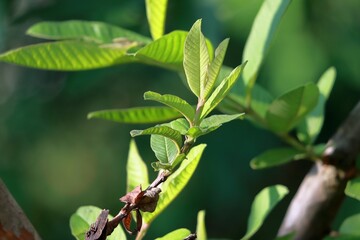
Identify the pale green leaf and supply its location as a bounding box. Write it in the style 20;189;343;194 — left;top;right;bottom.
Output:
339;214;360;236
197;210;207;240
143;144;206;224
0;41;133;70
88;106;181;124
241;185;289;240
204;39;229;99
151;134;178;164
168;118;190;135
266;83;319;133
126;140;149;192
201;64;245;118
144;91;195;123
70;205;126;240
27;20;151;44
131;126;182;150
155;228;191;240
297;67;336;144
345;178;360;201
146;0;168;40
250;148;303;169
183;19;210;98
200;114;244;130
135;30;187;70
242;0;291;89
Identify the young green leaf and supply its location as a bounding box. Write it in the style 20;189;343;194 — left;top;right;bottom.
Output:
145;0;168;40
151;134;179;165
203;39;229;99
0;41;133;70
88;106;182;124
183;19;210;98
144;91;195;123
345;177;360;201
70;206;126;240
155;228;191;240
130;126;183;151
27;20;151;44
143;144;206;224
201;63;245;118
297;67;336;144
241;185;289;240
126;140;149;192
250;148;303;169
200;114;244;130
135;31;187;70
339;214;360;236
196;210;207;240
242;0;291;89
265;83;319;133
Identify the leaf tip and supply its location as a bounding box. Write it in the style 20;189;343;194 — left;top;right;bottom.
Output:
130;130;142;137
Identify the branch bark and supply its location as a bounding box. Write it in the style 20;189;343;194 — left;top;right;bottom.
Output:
278;101;360;239
0;179;41;240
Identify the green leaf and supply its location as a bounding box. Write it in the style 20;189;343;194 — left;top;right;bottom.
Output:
146;0;168;40
339;214;360;236
204;39;229;99
155;228;191;240
275;233;295;240
168;118;190;135
265;83;319;133
126;140;149;192
201;63;245;118
250;148;303;169
88;106;182;124
135;30;187;70
183;19;210;98
196;210;207;240
0;41;133;70
241;185;288;240
131;126;183;151
150;134;178;165
27;20;151;44
144;91;195;123
345;177;360;201
242;0;291;88
297;67;336;144
143;144;206;224
324;236;360;240
200;114;244;130
70;205;126;240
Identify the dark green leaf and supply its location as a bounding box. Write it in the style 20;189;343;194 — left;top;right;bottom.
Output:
250;148;303;169
145;0;168;40
88;106;182;124
241;185;288;240
345;178;360;201
27;20;151;44
266;83;319;133
144;91;195;123
155;228;191;240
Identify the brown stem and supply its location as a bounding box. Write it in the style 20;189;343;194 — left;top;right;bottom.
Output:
278;101;360;239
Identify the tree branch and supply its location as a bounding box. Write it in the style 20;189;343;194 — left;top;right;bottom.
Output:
278;101;360;239
0;179;41;240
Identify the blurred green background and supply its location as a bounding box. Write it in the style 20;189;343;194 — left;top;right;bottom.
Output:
1;0;360;239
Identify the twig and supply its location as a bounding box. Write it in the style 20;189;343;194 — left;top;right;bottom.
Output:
278;101;360;240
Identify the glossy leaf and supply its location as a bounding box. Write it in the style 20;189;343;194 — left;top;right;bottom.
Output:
297;67;336;144
204;39;229;99
144;91;195;123
27;20;151;44
183;19;210;98
196;210;207;240
143;144;206;224
241;185;288;240
345;178;360;201
201;64;245;118
131;126;183;151
146;0;168;40
339;214;360;236
135;31;187;70
70;206;126;240
0;41;132;70
88;106;181;124
155;228;191;240
242;0;291;88
126;140;149;192
250;148;303;169
266;83;319;133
